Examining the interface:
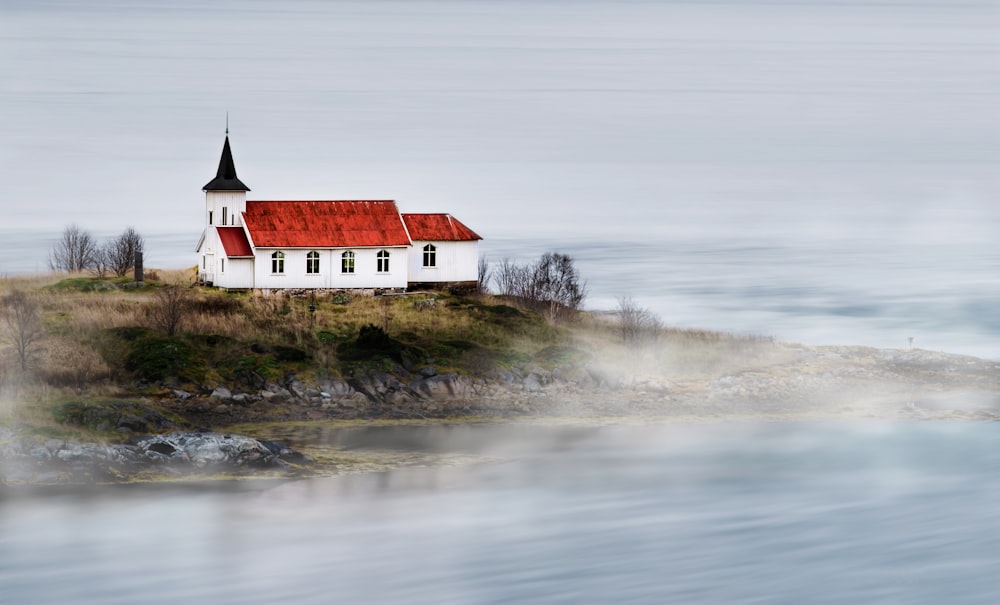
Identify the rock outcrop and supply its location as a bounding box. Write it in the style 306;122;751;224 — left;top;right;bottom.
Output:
0;429;310;485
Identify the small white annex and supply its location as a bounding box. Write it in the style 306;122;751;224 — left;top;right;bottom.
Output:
195;136;482;291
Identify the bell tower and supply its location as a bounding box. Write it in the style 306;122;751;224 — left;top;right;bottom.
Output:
203;132;250;228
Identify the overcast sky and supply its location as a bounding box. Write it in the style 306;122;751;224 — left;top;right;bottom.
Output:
2;0;997;246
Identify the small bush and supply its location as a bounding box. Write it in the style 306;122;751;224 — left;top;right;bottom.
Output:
125;335;193;382
273;345;308;362
357;324;392;350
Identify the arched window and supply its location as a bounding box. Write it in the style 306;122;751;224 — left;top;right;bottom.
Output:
422;244;437;268
377;250;390;273
306;251;320;274
341;251;355;274
271;251;285;274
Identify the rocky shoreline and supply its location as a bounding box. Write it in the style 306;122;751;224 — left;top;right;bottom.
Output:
0;429;311;486
3;343;999;487
166;343;1000;424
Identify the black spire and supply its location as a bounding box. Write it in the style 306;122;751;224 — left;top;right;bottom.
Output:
203;135;250;191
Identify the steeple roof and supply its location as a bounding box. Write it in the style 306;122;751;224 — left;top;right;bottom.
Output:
203;136;250;191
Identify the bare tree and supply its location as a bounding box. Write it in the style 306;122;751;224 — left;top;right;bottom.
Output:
49;224;98;273
92;246;111;279
530;252;587;324
494;253;587;324
477;256;492;295
2;290;44;372
105;227;145;277
617;296;663;348
494;257;527;298
148;286;189;336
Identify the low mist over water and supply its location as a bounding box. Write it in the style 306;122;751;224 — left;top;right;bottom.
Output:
4;422;1000;604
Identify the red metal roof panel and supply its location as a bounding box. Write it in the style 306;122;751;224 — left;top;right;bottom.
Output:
244;201;412;248
217;227;254;257
401;213;482;241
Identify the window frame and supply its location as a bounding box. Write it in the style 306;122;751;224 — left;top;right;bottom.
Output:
341;251;355;274
377;250;390;273
306;250;320;275
422;243;437;268
271;251;285;274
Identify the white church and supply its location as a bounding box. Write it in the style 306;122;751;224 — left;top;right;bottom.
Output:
196;136;482;292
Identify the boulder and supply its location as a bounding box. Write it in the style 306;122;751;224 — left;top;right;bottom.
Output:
210;387;232;400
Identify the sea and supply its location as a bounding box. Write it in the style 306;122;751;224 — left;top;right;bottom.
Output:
3;1;1000;602
4;421;1000;604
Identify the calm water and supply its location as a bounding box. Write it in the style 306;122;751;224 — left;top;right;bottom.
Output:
3;421;1000;604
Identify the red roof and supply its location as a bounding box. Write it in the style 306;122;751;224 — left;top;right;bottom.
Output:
243;201;411;248
402;213;482;242
217;227;254;257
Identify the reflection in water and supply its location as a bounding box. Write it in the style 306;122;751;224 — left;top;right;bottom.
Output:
2;422;1000;604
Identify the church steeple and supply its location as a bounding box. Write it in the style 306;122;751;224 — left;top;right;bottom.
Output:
203;135;250;192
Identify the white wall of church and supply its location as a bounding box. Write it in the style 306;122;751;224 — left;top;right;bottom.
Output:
215;257;255;289
252;247;409;289
206;191;246;228
407;240;479;283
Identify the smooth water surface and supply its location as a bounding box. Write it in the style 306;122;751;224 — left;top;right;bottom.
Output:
3;421;1000;604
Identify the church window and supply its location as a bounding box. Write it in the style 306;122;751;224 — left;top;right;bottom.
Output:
377;250;390;273
341;251;355;274
306;251;320;274
271;251;285;274
221;258;225;273
208;211;213;225
422;244;437;268
222;207;228;225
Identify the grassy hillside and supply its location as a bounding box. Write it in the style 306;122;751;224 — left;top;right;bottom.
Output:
0;270;781;434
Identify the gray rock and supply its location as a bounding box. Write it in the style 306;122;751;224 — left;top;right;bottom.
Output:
288;380;309;398
522;374;542;392
172;389;192;400
210;387;232;400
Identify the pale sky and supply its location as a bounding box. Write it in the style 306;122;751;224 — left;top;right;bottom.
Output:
2;0;997;242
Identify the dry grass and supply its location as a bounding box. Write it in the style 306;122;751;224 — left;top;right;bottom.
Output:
0;272;790;410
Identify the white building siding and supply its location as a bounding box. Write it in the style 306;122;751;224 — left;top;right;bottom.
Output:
252;247;409;290
215;257;255;289
408;240;479;283
206;191;246;228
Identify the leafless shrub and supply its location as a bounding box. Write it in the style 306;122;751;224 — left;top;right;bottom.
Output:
2;289;44;372
91;247;111;278
477;256;492;294
148;286;190;336
49;224;98;273
493;258;524;297
105;227;145;277
617;296;663;348
530;253;587;324
495;253;587;324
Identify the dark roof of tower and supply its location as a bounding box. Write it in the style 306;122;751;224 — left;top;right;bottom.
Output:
203;136;250;191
